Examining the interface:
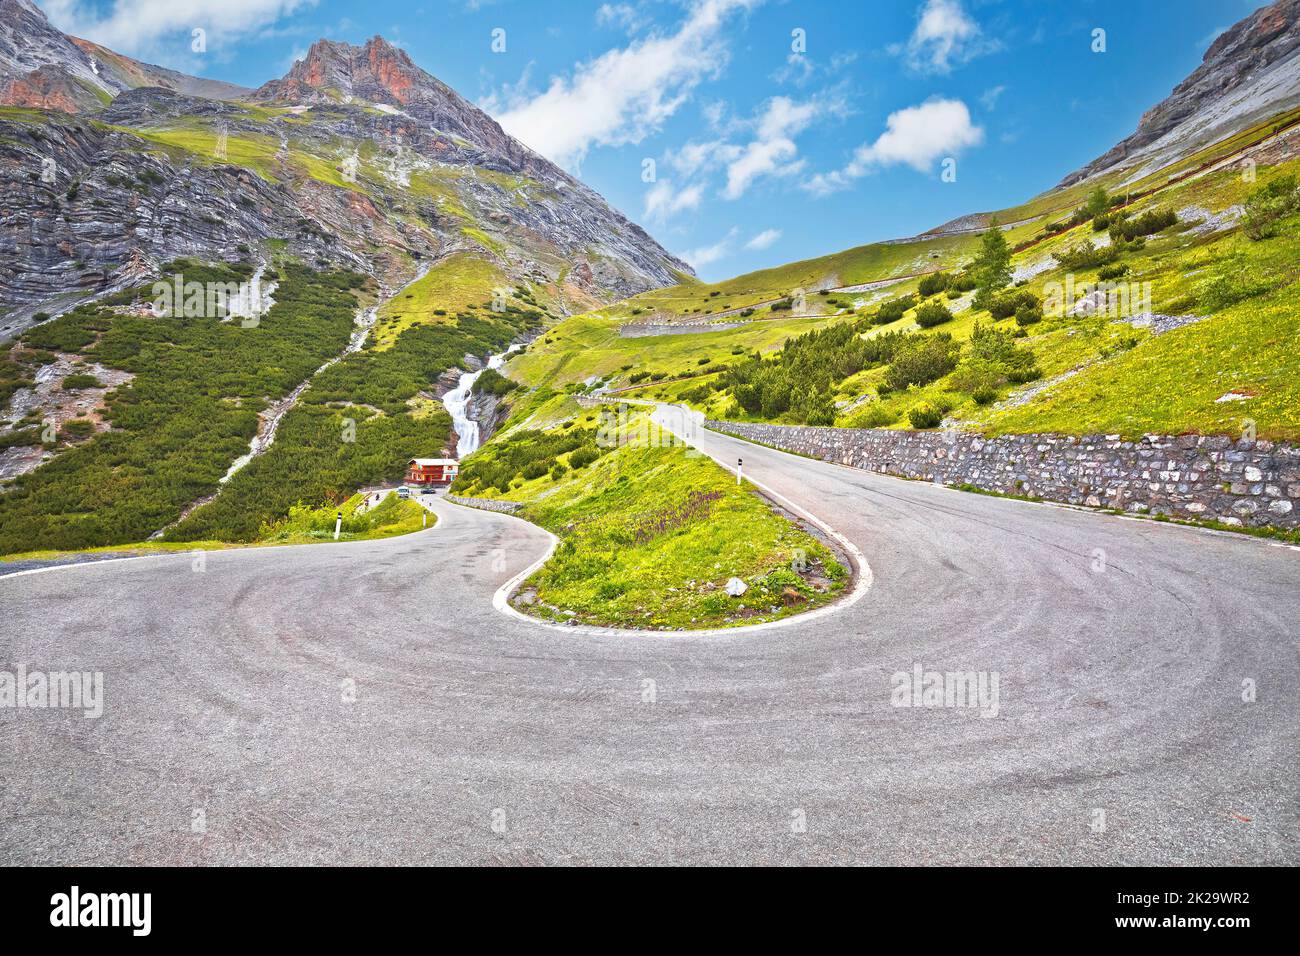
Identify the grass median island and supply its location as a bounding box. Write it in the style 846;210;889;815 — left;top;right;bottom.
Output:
0;492;432;565
452;410;848;630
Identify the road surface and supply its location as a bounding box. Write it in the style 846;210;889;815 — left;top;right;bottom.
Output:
1;408;1296;865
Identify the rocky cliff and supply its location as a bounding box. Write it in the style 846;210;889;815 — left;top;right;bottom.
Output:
1060;0;1300;186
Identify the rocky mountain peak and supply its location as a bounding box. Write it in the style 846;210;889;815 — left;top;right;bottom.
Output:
254;35;437;109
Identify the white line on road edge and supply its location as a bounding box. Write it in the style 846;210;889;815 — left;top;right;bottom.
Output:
456;405;874;640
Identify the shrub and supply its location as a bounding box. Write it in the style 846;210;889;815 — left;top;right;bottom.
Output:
1097;263;1130;281
1109;208;1177;243
972;385;998;405
856;404;894;428
473;368;520;396
568;445;602;469
917;272;951;297
1015;304;1043;327
1242;173;1299;241
883;334;961;391
1006;364;1041;384
1196;264;1275;310
908;404;943;429
948;273;977;292
61;373;102;390
521;460;551;481
1053;241;1119;271
987;288;1040;319
59;419;95;439
914;301;953;328
550;463;569;481
873;294;916;325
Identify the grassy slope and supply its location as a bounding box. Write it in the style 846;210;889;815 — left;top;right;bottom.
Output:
453;409;847;630
615;233;978;321
514;124;1297;442
508;310;845;392
373;253;506;348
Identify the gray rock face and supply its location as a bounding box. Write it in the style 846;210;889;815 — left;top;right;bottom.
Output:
0;8;690;321
1060;0;1300;186
710;420;1300;531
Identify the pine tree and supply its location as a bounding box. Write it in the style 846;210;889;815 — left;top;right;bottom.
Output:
971;223;1012;310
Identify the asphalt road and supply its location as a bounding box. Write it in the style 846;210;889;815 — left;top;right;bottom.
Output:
1;407;1296;865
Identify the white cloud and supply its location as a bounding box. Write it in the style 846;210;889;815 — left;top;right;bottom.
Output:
670;139;742;178
41;0;317;60
486;0;760;169
979;84;1006;111
803;97;983;196
721;93;841;200
745;228;781;250
596;3;646;34
643;180;704;221
895;0;998;75
678;227;738;269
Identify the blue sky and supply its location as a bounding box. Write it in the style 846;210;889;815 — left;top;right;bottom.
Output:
41;0;1266;280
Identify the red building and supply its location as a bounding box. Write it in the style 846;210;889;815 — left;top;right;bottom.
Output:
406;458;459;486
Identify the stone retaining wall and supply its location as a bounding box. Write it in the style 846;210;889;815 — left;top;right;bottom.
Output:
708;421;1300;529
446;494;522;515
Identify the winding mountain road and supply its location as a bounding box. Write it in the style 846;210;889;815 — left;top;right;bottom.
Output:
1;407;1296;865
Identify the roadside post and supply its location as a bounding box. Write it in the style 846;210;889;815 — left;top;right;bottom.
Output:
737;457;743;486
334;511;342;541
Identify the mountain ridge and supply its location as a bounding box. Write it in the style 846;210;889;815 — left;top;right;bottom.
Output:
0;4;690;323
1059;0;1300;187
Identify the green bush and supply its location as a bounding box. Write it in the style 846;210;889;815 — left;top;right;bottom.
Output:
971;385;998;406
1053;241;1119;271
60;373;103;390
1242;173;1299;240
883;334;960;392
908;404;943;429
567;445;602;469
59;419;95;439
472;368;519;397
987;288;1040;319
872;294;916;325
1109;207;1177;243
1015;304;1043;327
1097;263;1130;281
917;272;951;297
914;301;954;328
1196;263;1275;310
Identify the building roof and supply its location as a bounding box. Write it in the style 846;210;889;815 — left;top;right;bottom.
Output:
410;458;459;467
